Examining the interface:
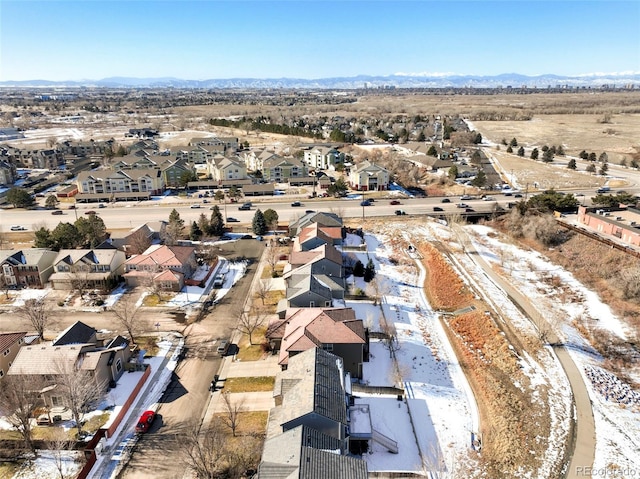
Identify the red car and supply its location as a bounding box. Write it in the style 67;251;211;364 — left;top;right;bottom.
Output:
389;200;401;205
135;410;156;433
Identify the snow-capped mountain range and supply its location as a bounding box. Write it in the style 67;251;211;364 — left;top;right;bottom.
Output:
1;72;639;89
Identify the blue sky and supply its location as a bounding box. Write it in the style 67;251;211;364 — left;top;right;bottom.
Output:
0;1;638;81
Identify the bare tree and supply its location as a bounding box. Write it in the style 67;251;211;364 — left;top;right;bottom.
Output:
15;295;52;340
220;391;244;437
0;374;45;457
365;277;390;306
47;427;77;479
180;418;226;479
381;320;401;359
236;308;267;345
264;244;280;276
128;227;152;255
254;279;273;306
110;293;147;345
54;357;107;437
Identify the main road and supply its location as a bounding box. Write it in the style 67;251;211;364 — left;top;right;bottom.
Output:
0;192;589;233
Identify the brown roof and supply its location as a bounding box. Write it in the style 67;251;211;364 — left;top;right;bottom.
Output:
0;332;26;352
278;308;365;365
126;245;194;268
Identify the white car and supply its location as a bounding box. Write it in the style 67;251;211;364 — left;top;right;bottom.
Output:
190;204;201;209
10;225;26;231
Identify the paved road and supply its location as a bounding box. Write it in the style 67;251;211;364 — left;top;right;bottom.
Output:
118;238;265;479
456;227;595;478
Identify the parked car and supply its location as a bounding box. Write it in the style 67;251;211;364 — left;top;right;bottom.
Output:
441;198;451;203
394;210;406;215
291;201;302;207
135;410;156;434
217;340;230;356
10;225;26;231
360;200;371;206
213;274;225;288
226;217;239;222
389;200;401;205
51;210;63;215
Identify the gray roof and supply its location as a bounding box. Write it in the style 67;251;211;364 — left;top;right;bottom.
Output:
299;447;367;479
274;348;347;427
53;321;96;346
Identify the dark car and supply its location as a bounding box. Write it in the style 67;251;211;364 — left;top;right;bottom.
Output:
394;210;406;215
305;210;315;214
135;410;156;433
238;204;251;211
226;217;239;222
433;206;444;212
389;200;401;205
465;208;475;212
84;210;97;215
219;234;232;241
441;198;451;203
291;201;302;207
360;200;371;206
514;194;523;198
51;210;63;215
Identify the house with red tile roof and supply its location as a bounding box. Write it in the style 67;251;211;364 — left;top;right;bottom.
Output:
123;244;197;291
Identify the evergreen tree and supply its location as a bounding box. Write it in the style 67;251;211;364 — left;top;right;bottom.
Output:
631;159;639;169
556;145;565;156
51;222;82;249
599;161;609;176
506;146;513;153
542;149;554;163
6;188;34;208
197;213;210;237
353;260;365;277
567;158;577;170
448;165;458;181
588;152;597;162
530;148;539;160
263;209;279;231
517;146;525;157
473;132;483;144
208;206;225;236
471;170;487;188
75;215;107;248
417;130;426;142
34;227;54;249
252;209;267;235
598;152;609;163
427;145;438;157
45;195;59;209
579;150;589;160
509;138;518;147
164;209;185;245
586;163;597;173
189;221;202;241
363;259;376;282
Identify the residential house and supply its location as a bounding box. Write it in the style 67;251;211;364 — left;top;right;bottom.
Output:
258;425;368;479
161;158;194;188
268;307;366;378
123;244;197;291
288;211;343;237
7;323;132;408
108;224;157;256
267;348;349;442
303;145;343;170
241;148;280;173
294;223;343;250
283;273;337;312
348;160;390;191
0;249;58;289
48;249;126;291
286;244;344;279
0;332;27;380
0;158;17;185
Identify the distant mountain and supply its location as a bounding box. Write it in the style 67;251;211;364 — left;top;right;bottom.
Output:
1;72;639;89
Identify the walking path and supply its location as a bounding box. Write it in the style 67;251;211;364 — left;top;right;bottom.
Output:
456;227;595;478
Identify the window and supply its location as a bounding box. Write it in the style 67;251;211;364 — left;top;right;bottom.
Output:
115;358;122;373
322;344;334;352
51;396;63;407
0;370;3;378
3;348;10;356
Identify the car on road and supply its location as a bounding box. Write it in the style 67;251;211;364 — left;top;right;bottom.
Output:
238;204;251;211
514;194;523;198
456;203;469;208
219;234;232;241
291;201;302;207
68;205;76;209
465;208;475;213
226;217;239;222
135;410;156;434
394;210;407;215
85;210;96;215
460;195;472;200
389;200;401;205
305;210;315;214
10;225;26;231
441;198;451;203
360;200;371;206
190;204;201;209
51;210;63;215
433;206;444;212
